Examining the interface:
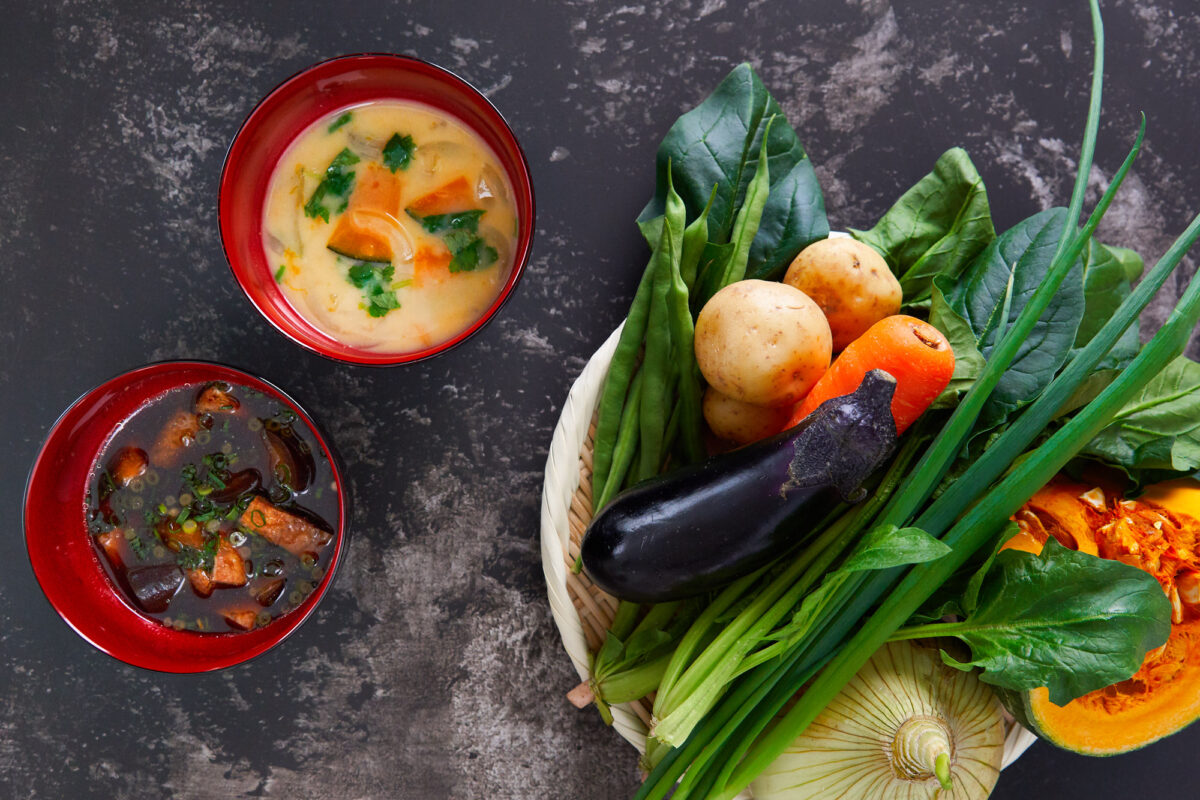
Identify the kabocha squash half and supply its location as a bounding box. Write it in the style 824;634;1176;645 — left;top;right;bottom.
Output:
1001;476;1200;755
326;163;404;262
750;641;1005;799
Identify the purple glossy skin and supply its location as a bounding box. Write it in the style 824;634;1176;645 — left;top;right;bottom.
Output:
581;370;899;602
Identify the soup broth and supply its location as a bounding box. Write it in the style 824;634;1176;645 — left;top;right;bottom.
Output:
262;100;519;353
86;382;338;634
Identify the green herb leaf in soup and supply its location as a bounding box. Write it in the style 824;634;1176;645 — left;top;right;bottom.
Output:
409;208;485;234
347;262;402;317
407;208;497;273
1080;355;1200;473
928;539;1171;706
327;111;353;133
383;132;416;172
638;63;828;281
850;147;995;305
303;148;360;223
946;207;1084;430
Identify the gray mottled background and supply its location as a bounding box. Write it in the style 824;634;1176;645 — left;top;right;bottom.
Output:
3;1;1199;798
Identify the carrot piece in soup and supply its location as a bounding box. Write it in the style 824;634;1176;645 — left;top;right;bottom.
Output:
406;176;475;216
413;245;452;286
96;529;126;568
188;568;215;597
150;410;200;467
108;447;149;487
196;383;240;415
785;315;955;435
211;537;248;587
159;520;203;551
239;496;333;558
222;607;259;631
326;163;404;262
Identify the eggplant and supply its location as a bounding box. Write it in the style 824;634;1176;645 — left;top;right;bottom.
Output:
262;424;315;493
126;564;184;613
208;468;262;505
581;370;899;602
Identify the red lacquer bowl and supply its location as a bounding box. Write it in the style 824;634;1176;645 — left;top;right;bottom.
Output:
23;362;347;672
218;53;536;366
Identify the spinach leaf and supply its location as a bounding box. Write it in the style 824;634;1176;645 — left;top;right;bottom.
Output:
1079;355;1200;472
303;148;360;222
840;524;951;574
850;147;995;304
410;208;485;234
383;132;416;172
931;539;1171;705
638;63;827;281
407;208;497;273
1076;239;1143;369
347;263;401;317
927;275;986;408
327;112;353;133
946;207;1084;429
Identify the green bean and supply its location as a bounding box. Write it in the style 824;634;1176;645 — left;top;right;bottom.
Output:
695;117;774;306
597;368;647;510
591;251;658;499
717;116;774;290
680;185;717;292
636;165;687;481
666;186;708;463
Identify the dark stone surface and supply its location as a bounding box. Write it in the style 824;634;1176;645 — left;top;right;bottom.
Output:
2;1;1198;798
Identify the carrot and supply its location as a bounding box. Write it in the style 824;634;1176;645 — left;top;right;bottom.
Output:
785;314;954;434
406;176;476;216
412;245;451;287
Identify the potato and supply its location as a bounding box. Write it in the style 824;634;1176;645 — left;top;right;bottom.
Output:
783;237;901;351
702;387;792;445
694;279;832;407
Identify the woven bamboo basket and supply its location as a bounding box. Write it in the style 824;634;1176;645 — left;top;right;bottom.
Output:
540;324;1039;793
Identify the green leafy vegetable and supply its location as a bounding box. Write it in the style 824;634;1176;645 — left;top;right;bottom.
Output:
638;63;827;281
1077;240;1143;367
347;263;401;317
327;112;353;132
449;237;498;273
274;264;286;283
407;208;497;273
839;525;951;573
303;148;360;223
927;276;986;407
383;132;416;172
892;539;1171;705
946;207;1084;428
850;147;996;304
1080;355;1200;472
176;535;220;572
410;209;485;234
129;536;149;560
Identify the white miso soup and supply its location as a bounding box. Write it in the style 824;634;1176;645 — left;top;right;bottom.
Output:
261;100;519;353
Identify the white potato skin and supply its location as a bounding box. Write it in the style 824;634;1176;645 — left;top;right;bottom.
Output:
694;279;832;407
783;238;901;351
702;387;792;445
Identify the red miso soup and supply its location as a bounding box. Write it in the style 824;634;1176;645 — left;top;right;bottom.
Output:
86;381;338;633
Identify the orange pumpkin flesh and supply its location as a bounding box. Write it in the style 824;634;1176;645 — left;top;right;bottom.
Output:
1003;477;1200;755
326;163;403;262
